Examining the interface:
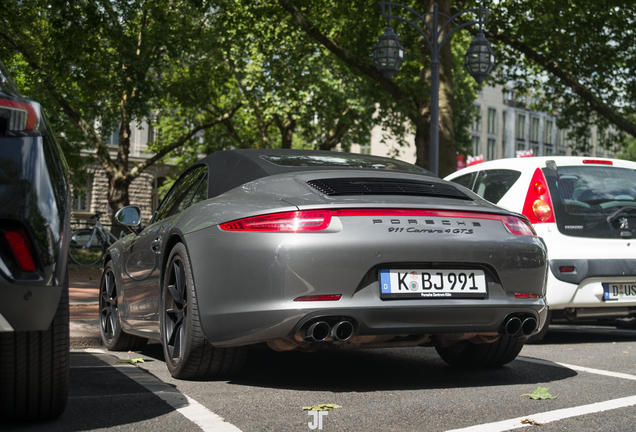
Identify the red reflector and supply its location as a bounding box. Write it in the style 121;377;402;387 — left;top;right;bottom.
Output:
220;210;332;232
513;293;539;299
559;266;575;273
583;159;613;165
3;230;36;272
294;295;342;302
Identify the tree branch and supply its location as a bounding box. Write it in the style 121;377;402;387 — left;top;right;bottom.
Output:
0;29;117;174
127;103;243;179
276;0;424;129
477;27;636;138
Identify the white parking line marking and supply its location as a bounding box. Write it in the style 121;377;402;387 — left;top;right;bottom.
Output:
445;357;636;432
445;395;636;432
82;349;244;432
518;356;636;381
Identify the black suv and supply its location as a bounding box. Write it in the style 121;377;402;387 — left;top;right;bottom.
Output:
0;60;71;420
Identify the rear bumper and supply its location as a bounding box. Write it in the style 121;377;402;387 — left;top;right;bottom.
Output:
185;219;548;347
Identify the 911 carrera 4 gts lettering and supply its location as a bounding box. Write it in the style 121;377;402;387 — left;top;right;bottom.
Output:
387;227;474;234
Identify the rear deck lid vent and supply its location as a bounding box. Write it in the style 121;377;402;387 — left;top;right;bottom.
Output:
307;178;472;200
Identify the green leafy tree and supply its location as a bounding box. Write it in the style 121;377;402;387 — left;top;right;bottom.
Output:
278;0;483;176
466;0;636;153
0;0;241;224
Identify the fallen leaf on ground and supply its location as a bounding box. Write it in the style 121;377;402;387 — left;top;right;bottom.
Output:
302;404;342;411
521;419;543;425
521;387;556;400
116;358;145;364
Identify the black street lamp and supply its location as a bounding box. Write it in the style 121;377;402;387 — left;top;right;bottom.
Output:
373;2;495;175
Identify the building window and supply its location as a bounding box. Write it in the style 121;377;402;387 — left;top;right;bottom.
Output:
471;135;481;155
532;144;540;156
530;117;540;142
558;149;566;156
148;124;155;145
487;108;497;134
544;120;554;145
487;138;496;160
106;123;120;147
544;146;553;156
72;175;92;212
471;105;482;132
516;114;526;140
557;129;567;148
152;176;168;211
516;142;526;151
359;143;371;155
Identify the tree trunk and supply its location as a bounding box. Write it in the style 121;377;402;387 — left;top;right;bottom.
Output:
436;0;456;178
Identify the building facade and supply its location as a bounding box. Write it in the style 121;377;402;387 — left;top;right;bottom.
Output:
355;83;618;167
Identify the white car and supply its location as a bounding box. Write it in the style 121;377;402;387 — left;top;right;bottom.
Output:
446;156;636;340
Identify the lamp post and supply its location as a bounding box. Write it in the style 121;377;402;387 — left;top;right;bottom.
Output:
373;2;495;176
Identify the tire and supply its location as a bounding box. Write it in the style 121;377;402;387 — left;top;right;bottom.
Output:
161;243;246;380
68;228;105;265
0;275;69;420
99;261;148;351
526;311;552;344
435;335;526;368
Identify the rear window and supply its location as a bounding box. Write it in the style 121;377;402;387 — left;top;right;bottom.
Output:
543;165;636;239
472;170;521;204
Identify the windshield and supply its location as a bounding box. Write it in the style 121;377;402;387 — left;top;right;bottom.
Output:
544;165;636;239
260;154;426;173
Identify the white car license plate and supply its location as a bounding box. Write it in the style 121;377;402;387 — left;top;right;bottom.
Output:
380;269;487;299
603;283;636;302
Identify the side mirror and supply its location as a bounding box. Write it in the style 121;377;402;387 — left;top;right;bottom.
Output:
115;205;142;228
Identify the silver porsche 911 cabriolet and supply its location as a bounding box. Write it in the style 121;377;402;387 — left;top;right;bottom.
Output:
99;149;548;380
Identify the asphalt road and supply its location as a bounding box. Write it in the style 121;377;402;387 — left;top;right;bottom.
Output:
5;324;636;432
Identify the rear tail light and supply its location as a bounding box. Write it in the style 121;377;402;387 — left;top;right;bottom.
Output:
2;229;37;272
0;96;41;134
219;210;332;232
522;168;555;224
514;293;539;299
220;209;536;236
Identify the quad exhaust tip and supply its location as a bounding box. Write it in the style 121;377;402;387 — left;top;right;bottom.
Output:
332;321;354;342
305;321;331;342
503;316;538;336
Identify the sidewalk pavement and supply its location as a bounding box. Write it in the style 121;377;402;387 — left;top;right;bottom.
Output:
68;266;102;348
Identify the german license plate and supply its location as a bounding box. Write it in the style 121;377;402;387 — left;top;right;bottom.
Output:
603;283;636;302
380;269;487;299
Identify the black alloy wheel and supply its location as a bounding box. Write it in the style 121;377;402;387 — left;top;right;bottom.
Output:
99;261;148;351
161;243;247;380
164;257;188;361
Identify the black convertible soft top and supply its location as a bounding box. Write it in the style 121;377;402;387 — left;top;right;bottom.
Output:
199;149;431;198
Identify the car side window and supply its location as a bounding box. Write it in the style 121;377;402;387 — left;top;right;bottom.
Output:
472;169;521;204
189;172;208;207
450;173;475;190
155;166;207;221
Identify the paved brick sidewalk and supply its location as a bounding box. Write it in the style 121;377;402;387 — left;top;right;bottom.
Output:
68;265;101;347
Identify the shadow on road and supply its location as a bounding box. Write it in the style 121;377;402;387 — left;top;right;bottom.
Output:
535;324;636;345
227;345;577;392
4;352;174;432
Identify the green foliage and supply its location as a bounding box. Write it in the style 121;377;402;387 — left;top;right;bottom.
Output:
470;0;636;152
